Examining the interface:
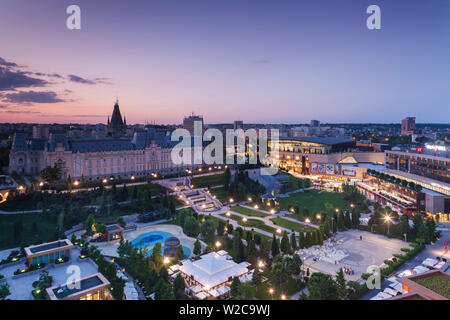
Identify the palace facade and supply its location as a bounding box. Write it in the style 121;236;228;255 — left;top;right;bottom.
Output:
8;102;198;181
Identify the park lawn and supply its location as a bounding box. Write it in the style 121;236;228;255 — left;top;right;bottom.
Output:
126;182;167;195
209;186;229;203
191;173;225;188
255;278;304;300
278;190;350;216
230;205;269;218
0;213;58;250
269;217;312;233
220;213;276;234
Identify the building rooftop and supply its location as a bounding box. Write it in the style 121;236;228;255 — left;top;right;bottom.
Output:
48;273;110;300
106;224;122;232
277;136;354;146
25;239;73;255
179;251;249;289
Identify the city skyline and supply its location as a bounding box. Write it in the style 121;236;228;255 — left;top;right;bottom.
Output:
1;0;450;124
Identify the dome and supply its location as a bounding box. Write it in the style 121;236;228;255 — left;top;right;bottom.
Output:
164;236;180;247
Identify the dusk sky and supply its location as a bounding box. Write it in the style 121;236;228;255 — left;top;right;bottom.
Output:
0;0;449;124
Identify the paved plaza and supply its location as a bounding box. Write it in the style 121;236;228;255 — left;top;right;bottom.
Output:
302;229;408;281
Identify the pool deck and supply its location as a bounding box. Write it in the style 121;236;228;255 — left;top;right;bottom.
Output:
91;224;202;258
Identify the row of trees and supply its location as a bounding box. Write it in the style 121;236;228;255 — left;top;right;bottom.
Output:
366;169;423;193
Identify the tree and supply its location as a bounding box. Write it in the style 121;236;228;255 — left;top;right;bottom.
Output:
39;166;62;187
312;229;319;246
85;214;95;234
155;279;175;300
0;284;10;300
305;231;312;248
175;245;184;261
200;220;216;244
230;277;241;297
337;212;345;231
173;273;186;299
344;211;351;229
96;223;107;236
217;220;226;237
298;231;305;249
152;243;163;265
232;234;245;263
280;231;291;254
290;232;297;251
193;239;202;255
110;278;125;300
307;272;339;300
271;234;280;257
224;167;231;190
236;282;256;300
246;239;258;265
252;268;262;286
183;216;200;237
335;268;347;299
424;218;437;244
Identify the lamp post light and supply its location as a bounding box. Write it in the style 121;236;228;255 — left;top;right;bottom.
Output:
229;198;234;204
215;241;221;251
269;288;274;300
281;294;286;300
163;256;170;264
276;228;282;234
305;218;311;224
385;215;391;235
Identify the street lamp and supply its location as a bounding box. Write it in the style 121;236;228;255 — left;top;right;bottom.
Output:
350;204;355;209
163;256;170;264
281;294;286;300
229;198;234;203
269;288;274;300
385;215;391;235
215;241;221;251
254;205;259;209
276;228;282;234
305;218;311;224
226;211;231;217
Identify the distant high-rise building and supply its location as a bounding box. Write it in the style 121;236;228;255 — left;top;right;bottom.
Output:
233;120;244;130
401;117;416;135
310;120;320;128
107;100;127;137
183;114;204;136
32;125;49;139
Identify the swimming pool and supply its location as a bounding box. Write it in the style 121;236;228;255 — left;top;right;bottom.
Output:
131;231;191;257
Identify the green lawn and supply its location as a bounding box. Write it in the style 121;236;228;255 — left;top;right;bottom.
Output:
269;217;313;233
220;213;276;234
191;173;225;188
209;186;228;203
278;190;350;216
230;205;269;218
413;274;450;299
0;213;58;250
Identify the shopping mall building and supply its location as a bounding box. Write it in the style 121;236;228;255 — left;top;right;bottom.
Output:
268;137;385;180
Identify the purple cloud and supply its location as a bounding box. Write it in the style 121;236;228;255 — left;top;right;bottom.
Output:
3;90;65;104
